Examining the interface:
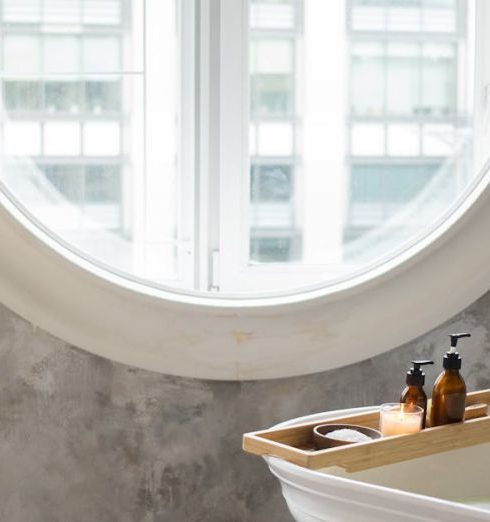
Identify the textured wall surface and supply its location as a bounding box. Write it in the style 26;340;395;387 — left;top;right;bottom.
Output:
0;291;489;522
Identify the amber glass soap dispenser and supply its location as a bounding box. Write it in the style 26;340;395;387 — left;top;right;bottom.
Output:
430;333;471;427
401;360;434;429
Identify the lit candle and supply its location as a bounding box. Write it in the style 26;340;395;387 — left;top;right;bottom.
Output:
380;403;423;436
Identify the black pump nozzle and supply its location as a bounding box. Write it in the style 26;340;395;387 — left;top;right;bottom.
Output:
449;333;471;348
444;333;471;369
406;360;434;386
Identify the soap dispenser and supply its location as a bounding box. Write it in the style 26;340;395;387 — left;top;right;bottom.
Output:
401;360;434;429
430;333;471;427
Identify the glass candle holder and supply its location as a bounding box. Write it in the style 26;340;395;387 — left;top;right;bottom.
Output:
380;403;424;436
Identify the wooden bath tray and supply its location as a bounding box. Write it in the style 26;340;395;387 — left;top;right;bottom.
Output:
243;389;490;472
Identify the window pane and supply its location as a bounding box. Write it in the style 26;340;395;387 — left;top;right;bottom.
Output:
351;44;384;116
43;165;84;203
387;124;420;156
422;44;456;117
4;122;41;155
351;124;385;156
257;122;293;156
251;40;293;74
83;37;120;73
83;122;120;156
3;0;41;23
43;0;80;24
250;0;295;29
43;36;80;73
250;236;299;263
4;81;41;111
44;122;81;156
251;74;293;116
386;43;419;116
251;165;292;202
85;81;121;113
82;0;122;25
85;165;121;203
45;82;81;113
3;35;40;73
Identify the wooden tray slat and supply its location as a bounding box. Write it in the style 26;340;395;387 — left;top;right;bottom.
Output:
243;388;490;472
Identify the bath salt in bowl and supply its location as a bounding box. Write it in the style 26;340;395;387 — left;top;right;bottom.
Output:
328;428;372;443
313;423;382;449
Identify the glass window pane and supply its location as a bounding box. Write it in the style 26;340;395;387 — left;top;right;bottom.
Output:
250;0;295;29
351;44;384;116
43;0;80;24
251;165;292;202
3;35;41;73
423;7;456;33
257;122;293;156
251;74;293;116
82;0;122;25
43;37;80;74
42;165;84;203
387;124;420;156
252;39;293;74
350;5;385;31
85;81;121;113
351;124;385;156
85;165;121;203
250;236;296;262
3;0;41;23
4;122;41;155
386;6;421;31
44;82;82;113
386;43;419;116
83;37;120;73
83;122;120;156
422;124;455;156
421;44;456;117
4;81;41;111
44;122;81;156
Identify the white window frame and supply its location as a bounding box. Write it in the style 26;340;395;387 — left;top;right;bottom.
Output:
0;0;489;380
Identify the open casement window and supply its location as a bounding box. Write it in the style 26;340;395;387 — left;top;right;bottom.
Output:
0;0;490;379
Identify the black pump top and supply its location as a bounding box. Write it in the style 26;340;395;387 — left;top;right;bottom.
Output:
406;360;434;386
449;333;471;347
444;333;471;369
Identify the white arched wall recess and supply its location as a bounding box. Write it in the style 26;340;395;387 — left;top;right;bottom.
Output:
0;161;490;380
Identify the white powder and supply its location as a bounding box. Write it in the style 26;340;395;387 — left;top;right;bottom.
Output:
327;428;372;443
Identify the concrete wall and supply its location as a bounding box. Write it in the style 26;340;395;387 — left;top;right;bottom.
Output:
0;292;489;522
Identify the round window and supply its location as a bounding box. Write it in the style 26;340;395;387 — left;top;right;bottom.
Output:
0;0;489;380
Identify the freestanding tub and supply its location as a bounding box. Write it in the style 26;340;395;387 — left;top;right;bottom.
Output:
265;407;490;521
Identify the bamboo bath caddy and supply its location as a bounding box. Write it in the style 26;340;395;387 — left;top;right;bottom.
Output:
242;389;490;472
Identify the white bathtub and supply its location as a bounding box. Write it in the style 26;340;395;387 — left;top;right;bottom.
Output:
265;407;490;521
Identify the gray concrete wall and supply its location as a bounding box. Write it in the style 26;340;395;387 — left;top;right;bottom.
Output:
0;292;489;522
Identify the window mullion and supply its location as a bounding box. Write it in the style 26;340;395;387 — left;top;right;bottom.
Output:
218;0;250;292
178;0;198;289
193;0;222;292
